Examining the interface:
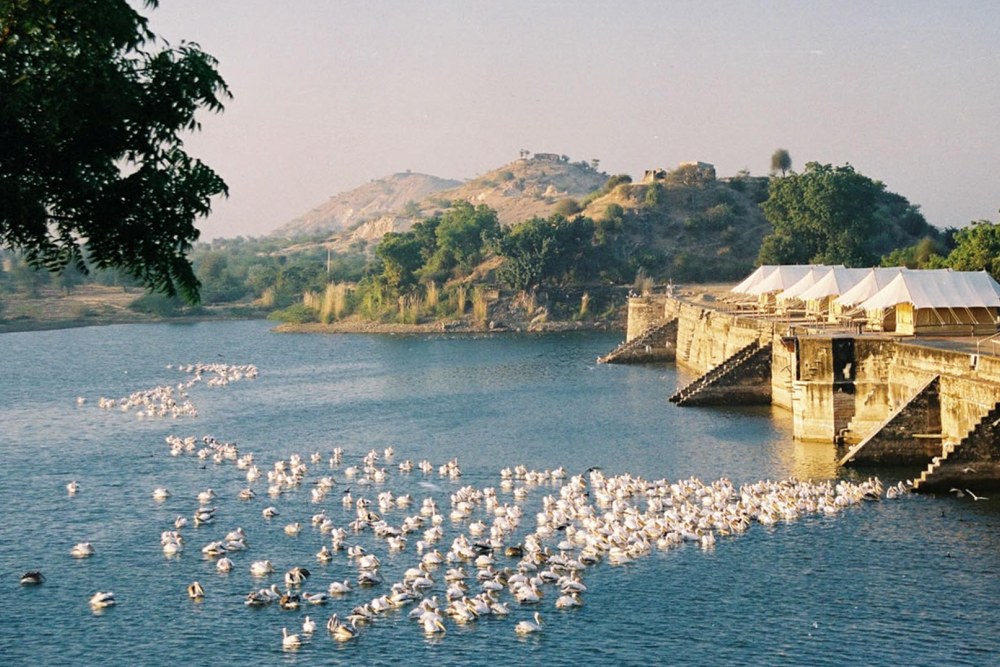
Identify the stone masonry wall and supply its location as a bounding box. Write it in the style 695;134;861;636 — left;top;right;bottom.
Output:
661;298;1000;460
626;297;667;342
846;378;942;464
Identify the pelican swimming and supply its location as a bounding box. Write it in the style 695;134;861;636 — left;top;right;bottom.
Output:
514;611;543;634
555;592;582;608
421;612;447;634
250;560;274;577
328;579;352;595
188;581;205;599
89;591;116;608
285;566;310;587
152;487;170;501
197;488;216;504
302;615;317;634
281;627;301;650
71;542;95;558
216;557;234;572
20;571;44;585
66;481;80;496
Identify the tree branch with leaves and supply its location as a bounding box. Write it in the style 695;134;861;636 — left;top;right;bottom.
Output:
0;0;230;302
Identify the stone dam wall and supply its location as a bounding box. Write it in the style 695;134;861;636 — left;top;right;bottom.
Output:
638;297;1000;468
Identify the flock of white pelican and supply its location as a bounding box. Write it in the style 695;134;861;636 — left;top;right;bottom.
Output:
158;440;905;648
91;363;258;418
42;361;911;650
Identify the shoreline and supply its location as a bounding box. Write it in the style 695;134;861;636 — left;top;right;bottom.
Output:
0;309;624;336
275;316;621;335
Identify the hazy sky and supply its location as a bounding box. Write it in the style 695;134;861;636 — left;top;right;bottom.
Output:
146;1;1000;239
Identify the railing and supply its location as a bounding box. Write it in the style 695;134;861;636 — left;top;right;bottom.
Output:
975;330;1000;357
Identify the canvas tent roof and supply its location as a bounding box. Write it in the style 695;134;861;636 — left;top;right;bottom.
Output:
731;265;777;294
797;267;873;301
833;267;908;307
746;265;816;295
777;266;841;301
858;270;1000;310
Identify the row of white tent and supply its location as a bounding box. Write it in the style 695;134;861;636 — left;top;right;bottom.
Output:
731;265;1000;334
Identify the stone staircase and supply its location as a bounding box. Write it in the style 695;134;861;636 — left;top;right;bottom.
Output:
838;375;941;466
911;441;961;491
598;318;677;364
669;341;770;405
911;400;1000;491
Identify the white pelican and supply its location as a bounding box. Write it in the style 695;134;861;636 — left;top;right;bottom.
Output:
89;591;116;608
421;612;447;634
70;542;95;558
152;487;170;501
555;592;582;608
281;627;301;650
328;579;352;595
66;481;80;496
250;560;274;577
357;571;382;587
188;581;205;600
302;591;329;605
262;506;279;518
216;557;234;573
302;615;317;634
514;611;543;634
197;488;216;504
328;616;359;642
285;566;310;587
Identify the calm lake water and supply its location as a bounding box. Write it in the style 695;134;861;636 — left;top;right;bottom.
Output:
1;320;998;666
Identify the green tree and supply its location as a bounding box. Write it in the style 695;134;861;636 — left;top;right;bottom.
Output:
0;0;230;302
419;202;500;282
495;214;597;291
758;162;885;266
495;217;555;291
944;220;1000;280
770;149;792;176
375;232;424;292
881;236;948;269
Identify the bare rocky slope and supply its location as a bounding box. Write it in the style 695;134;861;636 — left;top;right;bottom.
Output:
274;155;608;250
272;172;461;238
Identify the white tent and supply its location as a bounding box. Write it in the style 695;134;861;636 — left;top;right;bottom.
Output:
731;265;777;294
792;267;872;322
858;270;998;309
833;267;909;307
797;267;873;301
777;266;840;301
747;265;816;296
858;270;1000;335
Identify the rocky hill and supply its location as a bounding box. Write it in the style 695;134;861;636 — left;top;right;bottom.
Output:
275;155;608;250
272;172;461;238
579;167;774;282
441;154;606;225
271;156;776;282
